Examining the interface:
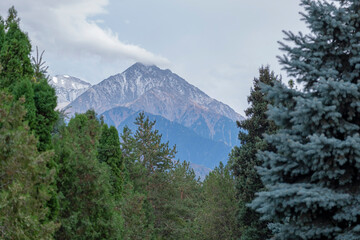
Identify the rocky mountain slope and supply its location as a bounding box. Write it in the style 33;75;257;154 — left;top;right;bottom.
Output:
49;75;91;109
52;63;244;173
65;63;243;146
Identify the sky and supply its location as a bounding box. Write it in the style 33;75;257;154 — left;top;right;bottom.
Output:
0;0;308;116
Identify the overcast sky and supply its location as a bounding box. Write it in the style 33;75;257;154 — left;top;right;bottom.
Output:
0;0;307;116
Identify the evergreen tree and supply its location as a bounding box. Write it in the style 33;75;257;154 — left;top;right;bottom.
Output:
134;112;176;174
54;110;122;240
0;7;36;129
0;7;59;231
0;7;33;87
0;92;58;239
119;126;155;239
250;1;360;239
230;66;278;240
32;78;58;151
98;124;124;199
197;162;239;240
166;161;202;239
0;7;58;152
31;47;58;152
32;46;49;80
120;113;183;239
133;113;177;238
120;187;155;240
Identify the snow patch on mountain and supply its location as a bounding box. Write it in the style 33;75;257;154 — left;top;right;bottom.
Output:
65;63;243;145
49;75;91;109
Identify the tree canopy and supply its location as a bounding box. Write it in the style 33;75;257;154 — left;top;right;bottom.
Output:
251;1;360;239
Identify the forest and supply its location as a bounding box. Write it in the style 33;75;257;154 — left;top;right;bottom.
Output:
1;0;360;239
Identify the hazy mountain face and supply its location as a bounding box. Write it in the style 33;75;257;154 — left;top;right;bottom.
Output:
51;63;244;173
49;75;91;109
102;107;232;169
65;63;243;146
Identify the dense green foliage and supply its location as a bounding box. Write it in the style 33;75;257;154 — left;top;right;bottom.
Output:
98;124;124;199
0;8;37;130
4;2;356;239
230;66;278;240
53;110;123;240
0;8;59;239
0;6;247;239
0;93;58;239
120;113;202;239
0;7;58;152
197;162;239;240
250;0;360;239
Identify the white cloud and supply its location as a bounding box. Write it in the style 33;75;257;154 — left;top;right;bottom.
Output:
0;0;168;65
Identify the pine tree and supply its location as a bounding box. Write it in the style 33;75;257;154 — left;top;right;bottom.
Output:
134;112;176;174
133;113;178;238
120;113;181;239
119;126;155;239
250;1;360;239
230;66;278;240
197;162;239;240
156;161;201;239
0;92;58;239
54;110;122;240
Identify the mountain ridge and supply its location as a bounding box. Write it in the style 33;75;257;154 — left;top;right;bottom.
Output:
49;75;91;109
65;62;243;145
50;62;244;172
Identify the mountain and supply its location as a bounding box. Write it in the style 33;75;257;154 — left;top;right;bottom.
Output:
49;75;91;109
189;163;212;181
65;63;243;146
102;107;232;169
54;63;244;172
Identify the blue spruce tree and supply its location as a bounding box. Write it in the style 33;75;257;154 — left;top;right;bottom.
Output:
250;0;360;239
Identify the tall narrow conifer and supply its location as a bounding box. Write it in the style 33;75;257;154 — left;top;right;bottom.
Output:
98;124;124;199
231;66;278;240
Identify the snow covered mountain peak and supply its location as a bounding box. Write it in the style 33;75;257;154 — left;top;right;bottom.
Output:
50;75;91;90
49;75;91;109
66;63;243;126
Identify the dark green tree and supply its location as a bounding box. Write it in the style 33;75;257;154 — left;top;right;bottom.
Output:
230;66;278;240
120;125;156;239
165;161;202;239
250;1;360;239
32;46;49;80
0;7;33;87
134;112;176;174
98;124;124;199
54;110;122;240
0;7;36;127
0;6;59;230
0;7;58;152
120;113;185;239
0;92;58;239
32;78;58;151
31;46;58;152
133;113;177;238
197;162;239;240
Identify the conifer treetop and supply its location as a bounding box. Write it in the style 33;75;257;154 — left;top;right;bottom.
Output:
251;1;360;239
